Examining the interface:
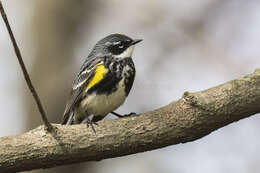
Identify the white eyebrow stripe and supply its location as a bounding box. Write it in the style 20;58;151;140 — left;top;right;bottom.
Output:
113;41;121;45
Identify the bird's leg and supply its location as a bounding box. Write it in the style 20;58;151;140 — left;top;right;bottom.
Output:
111;111;136;118
82;116;98;133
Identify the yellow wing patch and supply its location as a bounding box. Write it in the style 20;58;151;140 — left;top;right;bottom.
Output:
86;62;108;91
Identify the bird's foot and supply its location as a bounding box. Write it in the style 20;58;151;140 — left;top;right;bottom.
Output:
82;117;98;133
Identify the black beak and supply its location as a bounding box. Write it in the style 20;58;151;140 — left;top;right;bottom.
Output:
132;39;143;45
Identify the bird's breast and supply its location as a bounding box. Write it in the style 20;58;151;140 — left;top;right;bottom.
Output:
80;79;127;116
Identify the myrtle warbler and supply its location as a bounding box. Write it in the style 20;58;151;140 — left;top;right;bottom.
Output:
61;33;142;132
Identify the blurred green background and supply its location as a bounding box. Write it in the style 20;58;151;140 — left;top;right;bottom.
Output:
1;0;260;172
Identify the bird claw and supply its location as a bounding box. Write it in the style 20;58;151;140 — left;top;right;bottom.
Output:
85;118;98;133
111;111;137;118
124;112;136;117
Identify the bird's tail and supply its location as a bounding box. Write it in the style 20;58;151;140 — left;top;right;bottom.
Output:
61;110;74;125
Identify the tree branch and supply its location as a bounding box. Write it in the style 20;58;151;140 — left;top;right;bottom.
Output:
0;69;260;172
0;1;53;131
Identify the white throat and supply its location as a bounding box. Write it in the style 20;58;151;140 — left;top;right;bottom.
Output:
114;45;135;59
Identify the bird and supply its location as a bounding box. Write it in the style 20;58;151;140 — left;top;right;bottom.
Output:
61;33;142;132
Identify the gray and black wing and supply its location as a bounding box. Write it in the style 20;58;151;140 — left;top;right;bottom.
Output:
61;57;103;125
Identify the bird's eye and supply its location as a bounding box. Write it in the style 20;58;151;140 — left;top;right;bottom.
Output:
109;41;127;55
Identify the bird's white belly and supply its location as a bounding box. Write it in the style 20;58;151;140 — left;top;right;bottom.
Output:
80;79;126;116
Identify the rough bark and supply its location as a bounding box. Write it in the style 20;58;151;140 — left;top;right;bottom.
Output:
1;69;260;172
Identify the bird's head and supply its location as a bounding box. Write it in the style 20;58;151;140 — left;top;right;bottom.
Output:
90;33;142;59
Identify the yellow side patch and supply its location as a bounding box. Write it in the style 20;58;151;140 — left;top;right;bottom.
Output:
86;63;108;91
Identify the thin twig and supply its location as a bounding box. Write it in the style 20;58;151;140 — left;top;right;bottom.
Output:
0;1;53;131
